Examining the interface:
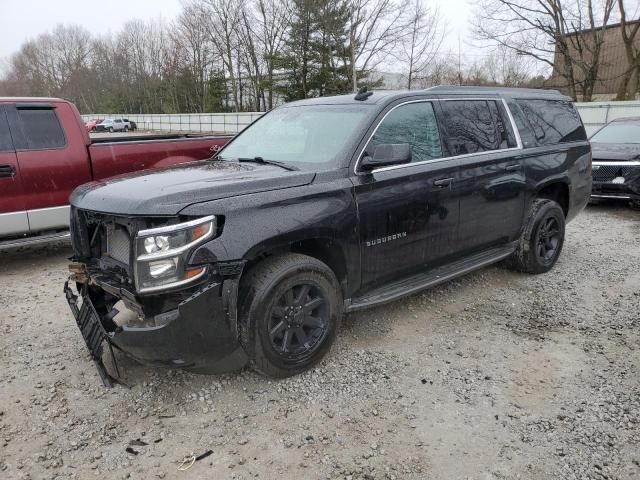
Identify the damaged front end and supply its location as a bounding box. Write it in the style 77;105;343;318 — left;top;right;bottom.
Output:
64;208;248;386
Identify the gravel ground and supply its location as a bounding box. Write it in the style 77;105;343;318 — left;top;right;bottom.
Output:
1;203;638;480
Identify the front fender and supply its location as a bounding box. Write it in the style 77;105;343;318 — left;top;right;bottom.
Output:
182;177;359;286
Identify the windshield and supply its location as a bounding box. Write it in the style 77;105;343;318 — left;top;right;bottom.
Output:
591;122;640;144
218;105;371;170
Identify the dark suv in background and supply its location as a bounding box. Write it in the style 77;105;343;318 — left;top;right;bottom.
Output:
589;117;640;208
64;86;591;384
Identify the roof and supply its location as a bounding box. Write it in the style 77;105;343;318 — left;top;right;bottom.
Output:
426;85;565;97
0;96;66;103
284;85;570;108
561;19;640;37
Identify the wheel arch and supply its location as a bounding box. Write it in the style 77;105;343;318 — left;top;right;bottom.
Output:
535;181;570;217
241;235;350;297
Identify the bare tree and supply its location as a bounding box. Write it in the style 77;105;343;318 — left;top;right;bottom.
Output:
175;2;217;111
400;0;445;89
484;47;535;87
474;0;616;101
345;0;410;92
7;24;94;107
202;0;243;111
615;0;640;99
254;0;292;109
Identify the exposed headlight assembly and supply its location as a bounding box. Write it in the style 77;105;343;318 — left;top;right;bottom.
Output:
134;215;215;293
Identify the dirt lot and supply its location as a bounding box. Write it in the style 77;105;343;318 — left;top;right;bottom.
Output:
1;204;639;480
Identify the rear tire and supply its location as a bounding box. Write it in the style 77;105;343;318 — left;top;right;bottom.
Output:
124;126;129;132
239;254;342;377
108;127;114;133
509;198;565;274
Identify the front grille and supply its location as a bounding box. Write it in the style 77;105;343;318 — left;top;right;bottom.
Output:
592;165;638;182
106;227;131;265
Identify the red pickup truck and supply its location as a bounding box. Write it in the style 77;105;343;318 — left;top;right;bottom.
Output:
0;97;232;248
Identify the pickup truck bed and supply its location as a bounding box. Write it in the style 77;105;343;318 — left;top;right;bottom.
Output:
0;97;232;247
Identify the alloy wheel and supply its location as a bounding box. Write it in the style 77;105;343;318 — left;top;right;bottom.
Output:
267;283;328;359
536;216;561;264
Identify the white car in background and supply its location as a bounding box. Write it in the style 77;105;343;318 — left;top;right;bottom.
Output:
95;118;130;133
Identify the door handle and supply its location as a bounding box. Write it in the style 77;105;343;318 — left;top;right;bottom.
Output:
433;177;453;187
0;165;15;178
504;164;521;172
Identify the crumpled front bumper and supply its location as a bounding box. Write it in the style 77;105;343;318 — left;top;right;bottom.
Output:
64;278;248;383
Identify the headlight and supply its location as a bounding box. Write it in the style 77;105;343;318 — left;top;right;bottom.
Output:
134;215;215;293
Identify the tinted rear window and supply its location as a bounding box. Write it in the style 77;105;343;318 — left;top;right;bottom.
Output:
439;100;514;155
16;108;66;150
0;109;14;152
515;99;586;146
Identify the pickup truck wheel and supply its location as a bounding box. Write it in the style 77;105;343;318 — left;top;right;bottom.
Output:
124;126;129;132
108;127;114;133
239;254;342;377
509;198;565;274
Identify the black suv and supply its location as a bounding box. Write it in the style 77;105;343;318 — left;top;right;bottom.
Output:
64;86;592;384
589;117;640;207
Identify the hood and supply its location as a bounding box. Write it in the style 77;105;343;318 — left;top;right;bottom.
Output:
591;142;640;162
71;160;316;216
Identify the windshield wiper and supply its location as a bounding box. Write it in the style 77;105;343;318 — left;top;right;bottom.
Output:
237;157;299;171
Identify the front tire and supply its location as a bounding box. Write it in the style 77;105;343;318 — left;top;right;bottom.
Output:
108;127;114;133
239;254;342;377
509;198;565;274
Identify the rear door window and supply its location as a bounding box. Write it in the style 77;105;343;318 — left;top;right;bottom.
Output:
15;108;66;150
488;101;517;149
0;108;14;152
515;99;586;146
368;102;443;163
438;100;509;155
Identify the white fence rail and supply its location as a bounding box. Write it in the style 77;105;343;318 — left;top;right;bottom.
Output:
575;101;640;135
82;112;264;134
83;101;640;136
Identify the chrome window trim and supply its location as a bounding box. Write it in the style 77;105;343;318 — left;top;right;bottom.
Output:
353;97;524;175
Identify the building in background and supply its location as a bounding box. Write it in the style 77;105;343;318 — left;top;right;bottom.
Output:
546;20;640;101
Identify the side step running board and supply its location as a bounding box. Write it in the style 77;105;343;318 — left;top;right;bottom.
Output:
346;244;515;312
0;231;70;250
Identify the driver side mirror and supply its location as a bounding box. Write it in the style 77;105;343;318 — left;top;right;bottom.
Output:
360;144;412;171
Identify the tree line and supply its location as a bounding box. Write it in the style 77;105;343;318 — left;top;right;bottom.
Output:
0;0;448;113
0;0;637;114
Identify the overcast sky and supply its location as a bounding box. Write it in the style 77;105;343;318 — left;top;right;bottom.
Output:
0;0;474;71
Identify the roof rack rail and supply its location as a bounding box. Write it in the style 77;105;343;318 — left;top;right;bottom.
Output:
424;85;563;96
